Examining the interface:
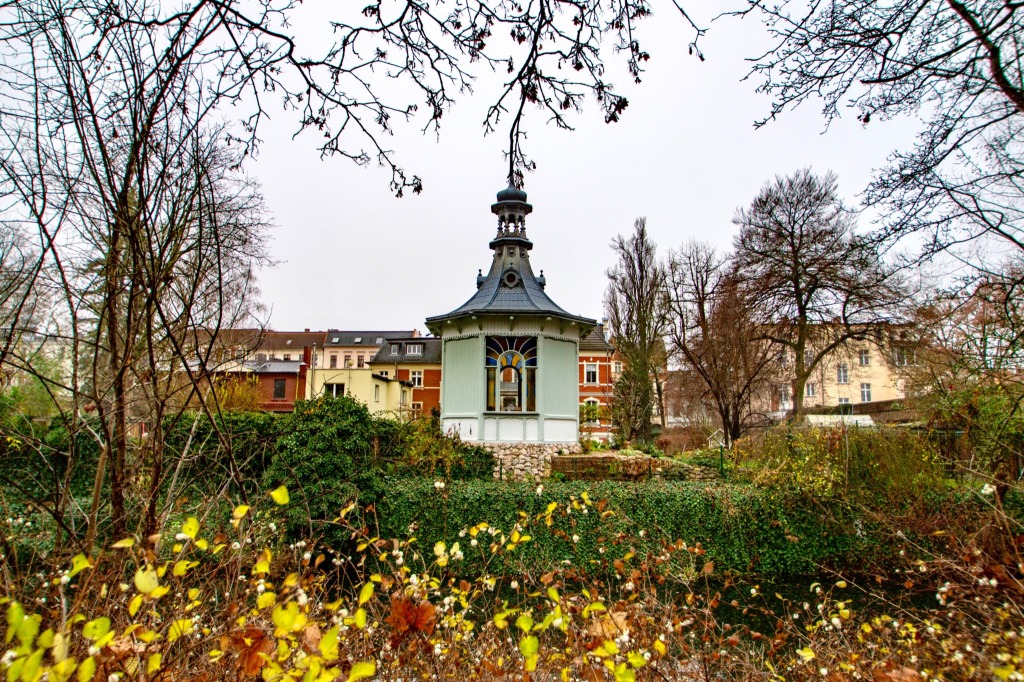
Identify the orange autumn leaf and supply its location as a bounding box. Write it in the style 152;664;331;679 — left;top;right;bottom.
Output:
228;627;274;677
385;595;437;647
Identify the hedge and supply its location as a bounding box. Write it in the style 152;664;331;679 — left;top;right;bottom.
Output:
362;478;908;577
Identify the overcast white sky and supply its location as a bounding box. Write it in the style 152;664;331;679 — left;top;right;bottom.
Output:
248;4;924;334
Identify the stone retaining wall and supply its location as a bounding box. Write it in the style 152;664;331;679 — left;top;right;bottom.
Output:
549;454;720;481
482;442;583;481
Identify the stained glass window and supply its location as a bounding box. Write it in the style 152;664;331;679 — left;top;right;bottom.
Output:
485;336;538;412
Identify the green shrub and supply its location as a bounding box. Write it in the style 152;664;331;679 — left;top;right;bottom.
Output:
380;416;495;480
263;395;380;539
735;425;944;500
367;478;929;577
162;411;281;491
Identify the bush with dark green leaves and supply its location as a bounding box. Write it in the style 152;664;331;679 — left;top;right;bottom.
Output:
162;411;282;492
364;478;1013;578
262;395;382;538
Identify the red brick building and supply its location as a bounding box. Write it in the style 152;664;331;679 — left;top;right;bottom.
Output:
578;323;621;441
369;337;442;417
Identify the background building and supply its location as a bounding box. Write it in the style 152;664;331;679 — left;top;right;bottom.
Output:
369;337;442;417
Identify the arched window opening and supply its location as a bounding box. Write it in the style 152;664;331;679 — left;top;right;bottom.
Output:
486;336;537;412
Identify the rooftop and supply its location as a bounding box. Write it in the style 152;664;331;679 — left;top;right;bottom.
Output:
370;337;442;364
323;331;418;347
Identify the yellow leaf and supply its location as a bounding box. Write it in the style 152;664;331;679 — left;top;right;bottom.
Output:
20;648;43;682
358;582;374;606
519;635;539;657
150;585;170;599
51;658;76;682
233;505;250;519
128;595;144;617
319;626;339;661
257;592;276;610
77;657;96;682
614;662;636;682
146;654;161;675
134;567;159;595
167;619;194;643
354;608;367;630
269;486;290;505
547;587;560;603
627;651;646;669
110;538;135;549
347;661;375;682
81;618;110;642
653;639;666;656
796;647;815;663
181;517;199;540
515;614;533;632
195;539;209;550
272;603;298;633
67;554;92;579
173;561;198;577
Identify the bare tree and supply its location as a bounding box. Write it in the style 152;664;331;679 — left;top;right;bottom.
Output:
665;241;774;446
605;218;669;442
733;169;903;418
746;0;1023;267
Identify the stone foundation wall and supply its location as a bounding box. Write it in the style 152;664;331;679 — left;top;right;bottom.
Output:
549;454;721;481
483;442;583;481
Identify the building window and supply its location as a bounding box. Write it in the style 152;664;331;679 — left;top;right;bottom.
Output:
411;401;423;415
779;387;790;410
485;336;537;412
778;350;789;368
859;349;870;366
838;397;850;404
893;348;910;366
374;385;380;402
400;389;408;406
273;379;286;400
410;370;423;387
378;370;389;377
329;354;337;369
407;344;423;356
344;355;352;368
376;337;384;344
324;383;345;397
613;361;623;374
805;382;816;397
283;354;291;361
804;350;814;367
357;355;365;368
860;383;872;402
582;398;601;425
391;343;400;355
836;363;849;384
584;363;598;384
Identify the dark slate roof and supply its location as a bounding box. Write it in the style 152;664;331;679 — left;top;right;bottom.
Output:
579;324;615;352
427;261;588;323
369;337;442;364
323;331;417;347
